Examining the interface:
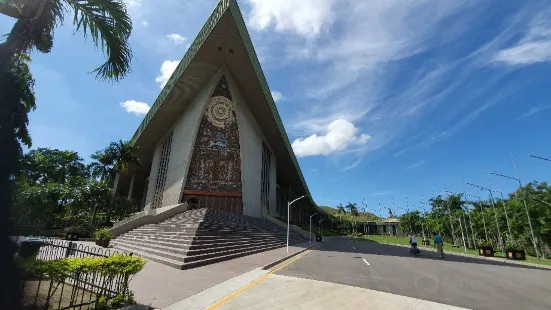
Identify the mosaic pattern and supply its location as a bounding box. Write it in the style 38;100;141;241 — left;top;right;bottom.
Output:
183;76;243;212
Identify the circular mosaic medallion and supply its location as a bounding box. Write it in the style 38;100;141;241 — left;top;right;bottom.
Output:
206;96;235;128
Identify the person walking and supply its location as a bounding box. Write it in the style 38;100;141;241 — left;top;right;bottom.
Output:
434;232;445;259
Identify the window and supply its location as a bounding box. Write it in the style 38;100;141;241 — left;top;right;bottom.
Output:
152;132;173;209
261;142;271;212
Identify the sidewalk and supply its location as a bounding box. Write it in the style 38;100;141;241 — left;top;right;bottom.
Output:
129;241;317;309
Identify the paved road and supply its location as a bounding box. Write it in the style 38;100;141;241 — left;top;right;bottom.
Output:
273;237;551;310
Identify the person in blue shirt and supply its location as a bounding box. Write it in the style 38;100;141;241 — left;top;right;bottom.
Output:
433;232;445;259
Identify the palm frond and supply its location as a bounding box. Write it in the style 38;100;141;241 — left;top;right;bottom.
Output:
64;0;132;81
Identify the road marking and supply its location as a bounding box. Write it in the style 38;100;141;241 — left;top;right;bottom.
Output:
206;248;314;309
362;258;370;266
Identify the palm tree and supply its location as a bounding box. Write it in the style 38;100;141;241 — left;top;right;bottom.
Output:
90;140;140;194
337;204;346;214
0;0;133;80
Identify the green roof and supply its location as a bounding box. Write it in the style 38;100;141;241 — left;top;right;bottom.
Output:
130;0;317;209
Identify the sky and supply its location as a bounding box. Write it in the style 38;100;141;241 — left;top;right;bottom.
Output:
2;0;551;217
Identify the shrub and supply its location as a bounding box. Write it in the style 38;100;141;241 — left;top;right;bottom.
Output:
20;254;146;308
95;227;113;241
477;240;493;248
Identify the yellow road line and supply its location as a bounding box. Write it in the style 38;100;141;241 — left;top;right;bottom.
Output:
206;249;314;310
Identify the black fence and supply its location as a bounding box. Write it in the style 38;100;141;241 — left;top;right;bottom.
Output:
20;239;132;310
35;238;123;261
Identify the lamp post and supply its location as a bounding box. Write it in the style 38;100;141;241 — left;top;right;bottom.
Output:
287;195;306;253
529;154;551;162
490;188;513;245
319;218;325;237
309;212;318;244
466;181;504;253
464;191;487;242
491;157;540;259
444;188;467;253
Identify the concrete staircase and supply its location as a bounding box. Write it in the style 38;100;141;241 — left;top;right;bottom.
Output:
112;208;307;269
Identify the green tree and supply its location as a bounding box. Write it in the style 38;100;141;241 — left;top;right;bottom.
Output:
400;210;423;235
337;204;346;214
89;140;140;194
20;148;89;185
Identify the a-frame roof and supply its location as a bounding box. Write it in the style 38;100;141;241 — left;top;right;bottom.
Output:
130;0;317;209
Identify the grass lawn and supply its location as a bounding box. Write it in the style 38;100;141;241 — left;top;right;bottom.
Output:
356;234;551;267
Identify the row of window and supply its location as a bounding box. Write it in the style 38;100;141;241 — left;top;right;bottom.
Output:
260;142;271;212
151;133;173;209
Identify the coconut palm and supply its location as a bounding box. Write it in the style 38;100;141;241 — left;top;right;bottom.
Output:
90;140;140;193
337;204;346;214
0;0;133;80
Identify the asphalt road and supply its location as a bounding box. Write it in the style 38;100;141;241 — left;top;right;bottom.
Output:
275;236;551;310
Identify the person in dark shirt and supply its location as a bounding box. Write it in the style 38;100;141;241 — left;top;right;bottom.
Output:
434;232;445;259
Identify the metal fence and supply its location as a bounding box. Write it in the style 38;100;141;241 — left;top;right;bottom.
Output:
20;238;132;310
36;238;123;261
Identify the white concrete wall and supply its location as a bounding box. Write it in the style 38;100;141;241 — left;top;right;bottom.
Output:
226;70;275;218
144;142;162;211
161;68;225;207
268;150;277;217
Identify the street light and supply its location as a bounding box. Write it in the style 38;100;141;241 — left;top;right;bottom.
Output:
489;188;513;245
529;154;551;162
287;195;307;253
444;188;467;253
319;218;325;237
466;180;504;253
491;168;540;258
460;180;478;249
309;213;318;244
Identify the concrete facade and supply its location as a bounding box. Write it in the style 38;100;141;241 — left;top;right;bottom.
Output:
160;69;224;207
139;68;278;219
117;0;319;225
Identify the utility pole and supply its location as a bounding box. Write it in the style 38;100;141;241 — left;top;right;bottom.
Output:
464;190;488;242
466;180;504;253
461;179;477;248
444;187;467;252
484;165;505;253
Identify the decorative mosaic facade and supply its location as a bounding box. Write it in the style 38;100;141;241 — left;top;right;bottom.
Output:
182;76;243;213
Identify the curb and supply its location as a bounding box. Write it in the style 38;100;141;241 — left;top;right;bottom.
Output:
262;243;319;270
361;239;551;270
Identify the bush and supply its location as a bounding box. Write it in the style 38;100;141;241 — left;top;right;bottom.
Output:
20;254;146;308
477;240;493;248
95;227;113;241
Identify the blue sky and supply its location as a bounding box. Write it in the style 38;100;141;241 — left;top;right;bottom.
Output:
2;0;551;217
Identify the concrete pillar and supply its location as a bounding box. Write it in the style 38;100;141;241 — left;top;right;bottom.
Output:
112;172;120;197
128;172;136;200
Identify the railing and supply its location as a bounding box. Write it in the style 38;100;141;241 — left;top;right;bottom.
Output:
20;238;132;310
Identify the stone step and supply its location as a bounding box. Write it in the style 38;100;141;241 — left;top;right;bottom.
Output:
113;244;184;269
116;234;302;249
125;230;291;239
112;237;286;258
116;234;304;248
112;238;289;263
181;243;286;270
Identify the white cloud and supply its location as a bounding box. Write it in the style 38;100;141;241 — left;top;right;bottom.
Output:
141;21;148;27
517;103;551;120
291;119;371;157
155;60;179;89
405;160;426;170
120;100;150;116
493;9;551;66
246;0;335;38
166;33;187;45
271;91;283;102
